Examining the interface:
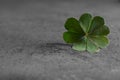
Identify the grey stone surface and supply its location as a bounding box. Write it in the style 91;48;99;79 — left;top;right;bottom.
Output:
0;0;120;80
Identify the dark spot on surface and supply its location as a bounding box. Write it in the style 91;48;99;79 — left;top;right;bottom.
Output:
0;74;39;80
33;43;72;55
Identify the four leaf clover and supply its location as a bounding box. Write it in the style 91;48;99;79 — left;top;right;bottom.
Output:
63;13;110;53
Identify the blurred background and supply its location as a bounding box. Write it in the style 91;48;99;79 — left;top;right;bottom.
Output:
0;0;119;43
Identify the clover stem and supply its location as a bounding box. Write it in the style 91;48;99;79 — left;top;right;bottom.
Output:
84;36;88;50
85;33;88;37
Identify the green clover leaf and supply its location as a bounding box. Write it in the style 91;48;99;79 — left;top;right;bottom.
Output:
63;13;110;53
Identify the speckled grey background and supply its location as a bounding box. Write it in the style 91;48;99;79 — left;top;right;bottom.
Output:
0;0;120;80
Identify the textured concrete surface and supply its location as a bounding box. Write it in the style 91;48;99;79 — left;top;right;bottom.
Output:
0;0;120;80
